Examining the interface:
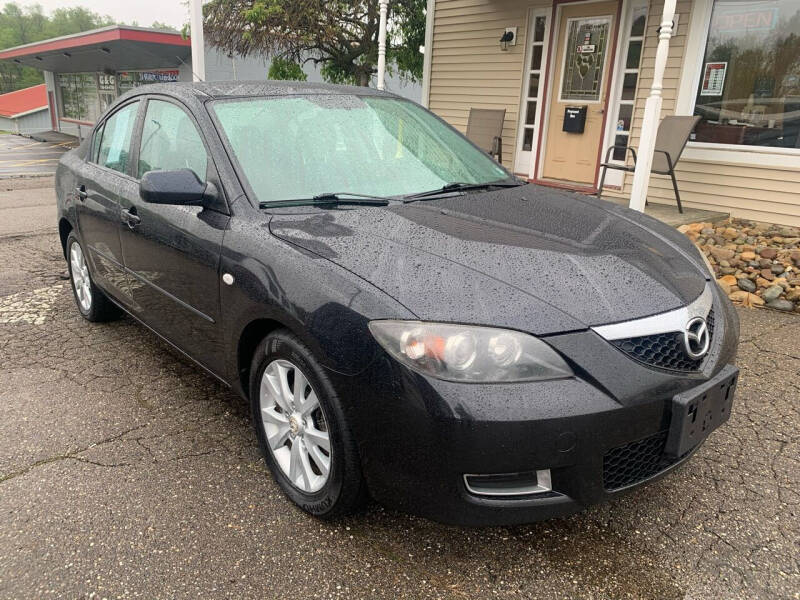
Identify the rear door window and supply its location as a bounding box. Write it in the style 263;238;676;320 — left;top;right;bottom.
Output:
97;101;139;174
137;99;208;181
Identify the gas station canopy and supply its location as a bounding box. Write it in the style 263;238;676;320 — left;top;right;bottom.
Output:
0;26;191;74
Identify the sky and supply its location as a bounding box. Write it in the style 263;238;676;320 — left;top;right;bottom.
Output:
33;0;189;29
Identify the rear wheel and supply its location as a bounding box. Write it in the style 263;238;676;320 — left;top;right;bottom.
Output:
66;232;120;322
249;330;366;518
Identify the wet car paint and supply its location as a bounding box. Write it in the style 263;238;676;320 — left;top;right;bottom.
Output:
55;81;740;525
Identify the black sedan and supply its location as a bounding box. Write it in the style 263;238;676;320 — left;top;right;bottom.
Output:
56;81;739;526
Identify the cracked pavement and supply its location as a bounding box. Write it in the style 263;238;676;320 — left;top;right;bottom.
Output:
0;176;798;599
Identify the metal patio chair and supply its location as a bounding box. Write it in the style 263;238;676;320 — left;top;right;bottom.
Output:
597;115;701;214
466;108;506;163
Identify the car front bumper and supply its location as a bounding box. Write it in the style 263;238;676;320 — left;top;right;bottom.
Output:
328;290;739;526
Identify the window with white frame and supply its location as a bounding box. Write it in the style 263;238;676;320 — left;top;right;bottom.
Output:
692;0;800;149
521;16;548;153
610;4;648;160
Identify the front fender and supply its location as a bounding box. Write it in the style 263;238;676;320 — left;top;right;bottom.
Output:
220;217;416;387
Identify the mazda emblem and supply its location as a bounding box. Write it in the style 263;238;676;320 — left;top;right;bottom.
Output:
683;317;710;359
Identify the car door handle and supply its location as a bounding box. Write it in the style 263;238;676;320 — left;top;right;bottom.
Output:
75;185;87;200
121;207;141;228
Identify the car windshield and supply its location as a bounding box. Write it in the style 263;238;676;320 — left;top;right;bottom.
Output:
211;95;512;204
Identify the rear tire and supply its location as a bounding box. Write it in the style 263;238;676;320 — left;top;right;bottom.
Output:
249;330;366;519
66;231;120;322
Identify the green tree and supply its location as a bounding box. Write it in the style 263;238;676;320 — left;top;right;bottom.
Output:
203;0;426;87
149;21;179;32
268;57;307;81
0;3;114;93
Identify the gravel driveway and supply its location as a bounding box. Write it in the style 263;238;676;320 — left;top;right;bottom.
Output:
0;178;797;599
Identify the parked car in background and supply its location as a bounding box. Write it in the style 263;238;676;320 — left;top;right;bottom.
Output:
56;81;739;525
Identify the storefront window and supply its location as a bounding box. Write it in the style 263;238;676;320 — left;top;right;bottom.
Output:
692;0;800;149
58;73;95;122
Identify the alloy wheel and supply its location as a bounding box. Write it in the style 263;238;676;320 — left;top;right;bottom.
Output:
259;359;332;493
70;241;92;312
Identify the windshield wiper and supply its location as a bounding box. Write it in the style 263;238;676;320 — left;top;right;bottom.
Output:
402;179;525;201
260;192;390;209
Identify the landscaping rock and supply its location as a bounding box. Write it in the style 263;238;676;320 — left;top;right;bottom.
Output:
737;278;757;293
683;216;800;311
766;299;795;312
729;291;764;306
763;285;784;303
740;251;756;261
710;246;735;261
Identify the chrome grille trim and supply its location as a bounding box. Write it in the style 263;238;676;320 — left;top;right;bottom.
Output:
592;284;713;341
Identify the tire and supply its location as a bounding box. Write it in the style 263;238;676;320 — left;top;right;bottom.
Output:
249;330;366;519
66;231;121;322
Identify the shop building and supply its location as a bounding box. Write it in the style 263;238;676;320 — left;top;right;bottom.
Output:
422;0;800;225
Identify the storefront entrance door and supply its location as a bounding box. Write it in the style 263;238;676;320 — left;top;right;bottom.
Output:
541;1;619;186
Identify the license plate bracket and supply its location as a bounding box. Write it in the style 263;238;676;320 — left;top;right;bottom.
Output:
665;364;738;458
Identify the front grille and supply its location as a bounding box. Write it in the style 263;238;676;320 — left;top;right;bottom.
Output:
610;310;715;372
603;431;681;491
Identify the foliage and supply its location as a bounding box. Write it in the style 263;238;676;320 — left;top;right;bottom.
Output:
268;56;307;81
0;3;114;93
203;0;426;87
148;21;179;32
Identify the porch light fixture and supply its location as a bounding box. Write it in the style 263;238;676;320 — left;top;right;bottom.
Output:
499;30;515;51
100;47;111;54
35;56;42;61
62;52;71;58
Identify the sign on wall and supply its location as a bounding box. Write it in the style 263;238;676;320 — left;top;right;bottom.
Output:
700;62;727;96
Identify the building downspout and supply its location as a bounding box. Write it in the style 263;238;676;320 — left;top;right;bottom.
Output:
421;0;435;107
629;0;676;212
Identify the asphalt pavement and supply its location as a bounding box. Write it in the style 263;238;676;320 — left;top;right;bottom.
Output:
0;133;76;177
0;176;798;599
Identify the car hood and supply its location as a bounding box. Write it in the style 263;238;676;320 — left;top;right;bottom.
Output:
269;185;708;335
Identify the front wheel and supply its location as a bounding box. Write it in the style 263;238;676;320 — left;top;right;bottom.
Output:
66;231;120;322
249;330;366;519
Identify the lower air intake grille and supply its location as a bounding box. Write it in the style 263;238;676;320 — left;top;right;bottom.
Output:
603;431;681;491
610;310;715;372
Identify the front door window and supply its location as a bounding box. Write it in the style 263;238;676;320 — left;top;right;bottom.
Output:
560;18;612;102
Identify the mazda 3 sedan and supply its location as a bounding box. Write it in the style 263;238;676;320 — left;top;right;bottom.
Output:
56;82;739;526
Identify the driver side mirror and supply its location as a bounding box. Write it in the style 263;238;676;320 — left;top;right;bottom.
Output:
139;168;220;209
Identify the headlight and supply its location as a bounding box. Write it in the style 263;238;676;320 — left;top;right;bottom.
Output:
368;321;573;383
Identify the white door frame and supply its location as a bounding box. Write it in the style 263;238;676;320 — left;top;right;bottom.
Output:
513;7;552;177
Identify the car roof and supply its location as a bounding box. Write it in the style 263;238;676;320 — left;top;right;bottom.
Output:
123;80;399;101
